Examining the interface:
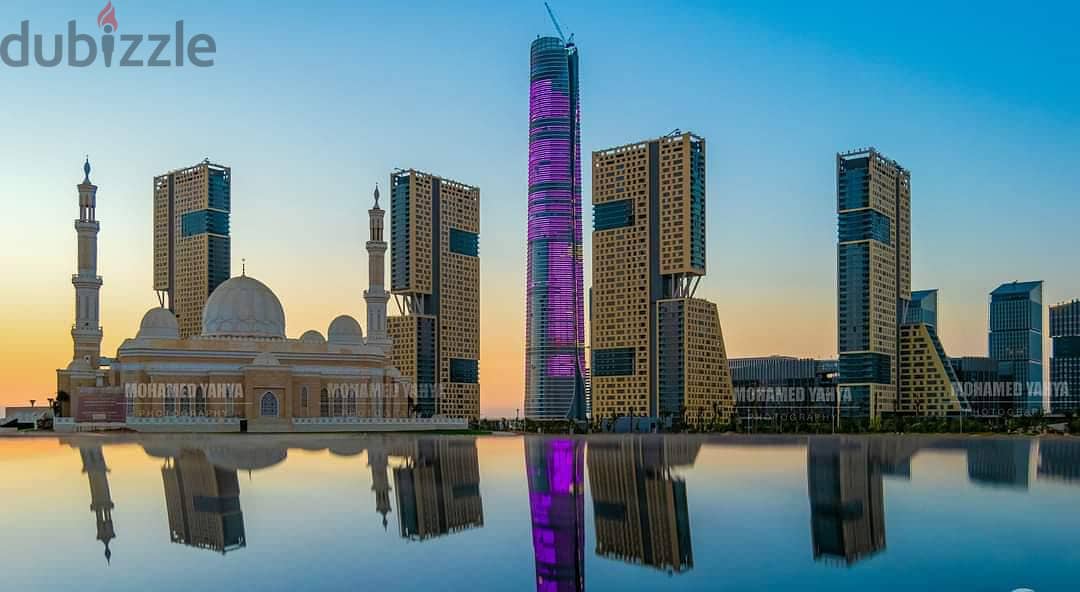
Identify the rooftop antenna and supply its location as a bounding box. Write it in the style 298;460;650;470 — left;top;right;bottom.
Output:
544;2;573;45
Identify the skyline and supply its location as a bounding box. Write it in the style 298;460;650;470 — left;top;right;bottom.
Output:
2;1;1079;417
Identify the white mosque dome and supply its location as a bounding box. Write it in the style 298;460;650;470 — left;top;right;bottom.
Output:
299;330;326;344
250;351;281;366
201;276;286;339
137;307;180;340
327;315;364;345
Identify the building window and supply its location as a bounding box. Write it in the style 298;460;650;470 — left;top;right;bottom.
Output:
333;389;343;417
260;392;279;417
300;387;309;412
320;388;329;417
195;386;207;416
346;389;357;417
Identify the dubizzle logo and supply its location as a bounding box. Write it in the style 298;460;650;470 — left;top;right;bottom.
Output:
1;2;217;68
97;2;118;34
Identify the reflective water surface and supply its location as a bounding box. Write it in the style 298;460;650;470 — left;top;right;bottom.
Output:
1;434;1077;591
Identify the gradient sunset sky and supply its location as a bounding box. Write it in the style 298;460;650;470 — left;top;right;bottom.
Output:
1;1;1077;417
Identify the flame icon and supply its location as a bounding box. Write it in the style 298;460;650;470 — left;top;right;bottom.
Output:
97;2;118;33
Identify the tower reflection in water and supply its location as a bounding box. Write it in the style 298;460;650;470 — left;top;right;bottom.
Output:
587;437;698;574
161;449;246;554
392;437;484;540
806;437;887;566
526;438;586;592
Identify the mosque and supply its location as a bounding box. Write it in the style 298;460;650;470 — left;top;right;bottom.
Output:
55;160;455;432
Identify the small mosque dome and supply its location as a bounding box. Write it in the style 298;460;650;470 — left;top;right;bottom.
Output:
201;276;286;339
250;351;280;366
137;307;180;340
327;315;364;345
299;330;326;344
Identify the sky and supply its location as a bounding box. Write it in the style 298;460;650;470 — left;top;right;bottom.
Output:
0;0;1077;417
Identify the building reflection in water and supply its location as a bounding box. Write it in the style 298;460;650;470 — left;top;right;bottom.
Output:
806;437;887;566
1037;439;1080;484
79;445;117;564
392;437;484;541
161;449;246;554
525;438;585;592
587;437;698;574
966;438;1035;489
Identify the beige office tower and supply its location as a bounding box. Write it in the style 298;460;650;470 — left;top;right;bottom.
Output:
591;132;734;427
153;160;231;338
388;170;480;420
837;148;911;419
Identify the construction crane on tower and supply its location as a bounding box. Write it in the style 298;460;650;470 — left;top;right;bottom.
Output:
544;2;575;47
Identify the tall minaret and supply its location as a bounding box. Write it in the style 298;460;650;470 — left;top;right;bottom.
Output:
365;185;390;350
72;158;103;369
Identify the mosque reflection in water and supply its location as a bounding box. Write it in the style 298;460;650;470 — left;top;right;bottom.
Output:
67;436;485;563
67;435;1080;588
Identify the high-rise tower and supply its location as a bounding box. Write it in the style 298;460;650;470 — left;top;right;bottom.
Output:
989;281;1044;413
524;34;587;421
388;170;481;420
1050;299;1080;414
153;160;231;338
365;185;391;352
836;148;911;419
590;132;734;427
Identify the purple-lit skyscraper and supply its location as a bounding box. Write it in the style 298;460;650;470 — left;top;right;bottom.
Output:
524;35;588;421
526;438;585;592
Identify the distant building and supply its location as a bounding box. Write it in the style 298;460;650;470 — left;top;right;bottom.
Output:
590;132;734;427
898;289;965;417
837;148;911;419
728;357;838;420
949;356;1000;417
989;281;1044;413
153;160;231;338
388;170;481;420
1049;300;1080;413
587;438;698;574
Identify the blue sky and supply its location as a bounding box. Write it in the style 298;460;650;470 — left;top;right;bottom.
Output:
1;0;1077;414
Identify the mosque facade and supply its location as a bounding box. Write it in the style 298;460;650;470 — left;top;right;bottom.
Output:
56;163;459;432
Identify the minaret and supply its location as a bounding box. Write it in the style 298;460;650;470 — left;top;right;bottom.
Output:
80;445;116;565
72;158;103;369
365;185;390;350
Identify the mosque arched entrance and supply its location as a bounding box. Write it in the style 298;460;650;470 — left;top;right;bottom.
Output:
260;392;279;417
